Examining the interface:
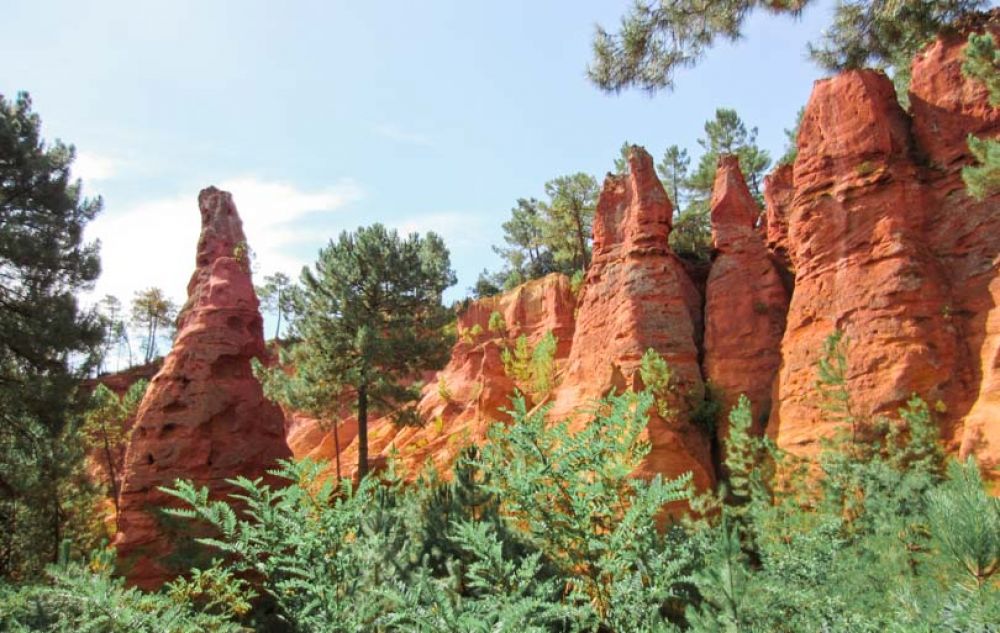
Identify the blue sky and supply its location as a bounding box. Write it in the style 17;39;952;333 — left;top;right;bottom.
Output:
3;0;838;322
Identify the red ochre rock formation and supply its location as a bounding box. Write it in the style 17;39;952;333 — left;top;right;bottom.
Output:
764;163;795;272
704;156;789;445
114;187;290;589
549;148;714;490
910;21;1000;479
290;273;578;480
768;20;998;478
284;28;997;490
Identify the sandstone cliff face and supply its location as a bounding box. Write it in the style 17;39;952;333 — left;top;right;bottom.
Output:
285;29;997;490
115;187;290;589
768;22;999;470
910;23;1000;477
289;273;577;479
549;148;714;489
769;69;960;454
704;156;789;444
764;163;795;272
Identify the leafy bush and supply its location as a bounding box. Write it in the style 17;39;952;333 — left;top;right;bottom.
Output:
501;332;558;400
487;310;506;334
640;348;675;419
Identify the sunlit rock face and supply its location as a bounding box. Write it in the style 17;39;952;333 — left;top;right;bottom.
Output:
768;19;999;484
703;155;789;450
115;187;290;589
283;272;578;481
547;147;714;491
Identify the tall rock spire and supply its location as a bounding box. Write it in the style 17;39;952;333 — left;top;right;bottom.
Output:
703;155;789;449
115;187;290;588
549;146;713;491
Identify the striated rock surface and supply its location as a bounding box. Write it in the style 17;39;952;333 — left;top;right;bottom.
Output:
767;62;982;458
910;20;1000;480
292;273;578;479
549;148;713;490
115;187;290;589
704;156;789;445
764;163;795;273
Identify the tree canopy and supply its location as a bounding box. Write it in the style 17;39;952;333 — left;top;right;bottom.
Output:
0;91;104;579
588;1;987;94
259;224;456;479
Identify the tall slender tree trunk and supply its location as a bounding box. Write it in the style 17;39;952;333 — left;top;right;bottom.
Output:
332;419;342;481
357;383;369;480
573;210;588;271
100;421;121;529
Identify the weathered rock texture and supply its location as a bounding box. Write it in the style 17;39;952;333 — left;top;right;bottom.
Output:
290;273;578;479
549;148;714;490
768;20;999;479
115;187;290;589
910;21;1000;480
285;27;998;490
704;156;789;444
764;163;795;272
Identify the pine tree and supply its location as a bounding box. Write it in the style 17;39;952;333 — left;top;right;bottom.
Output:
539;173;599;273
656;144;691;206
962;31;1000;200
81;380;147;527
0;91;104;580
260;224;456;479
130;287;177;364
255;271;296;340
687;108;771;202
587;1;984;94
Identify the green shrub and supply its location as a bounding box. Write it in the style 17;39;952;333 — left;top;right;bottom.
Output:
487;310;506;334
640;348;675;419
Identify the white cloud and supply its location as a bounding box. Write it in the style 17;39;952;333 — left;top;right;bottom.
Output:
85;177;363;309
374;123;432;146
392;211;488;248
73;151;118;183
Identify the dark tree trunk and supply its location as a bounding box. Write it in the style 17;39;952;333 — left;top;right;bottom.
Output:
357;383;369;480
332;420;342;481
100;422;121;529
573;209;588;271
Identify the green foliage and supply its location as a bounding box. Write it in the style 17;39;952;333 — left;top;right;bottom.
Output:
0;549;240;632
809;1;986;73
10;369;1000;631
487;310;506;334
258;224;457;479
963;31;1000;105
587;1;984;94
723;395;761;509
130;287;177;364
687;108;771;203
669;202;713;261
479;392;695;626
779;107;805;166
639;348;676;419
814;329;857;437
657;144;691;206
436;375;452;403
501;332;558;400
528;331;557;397
962;32;1000;201
569;269;585;296
255;271;298;340
81;380;148;527
97;295;132;372
963;134;1000;200
0;91;105;581
927;459;1000;588
487;174;598;291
